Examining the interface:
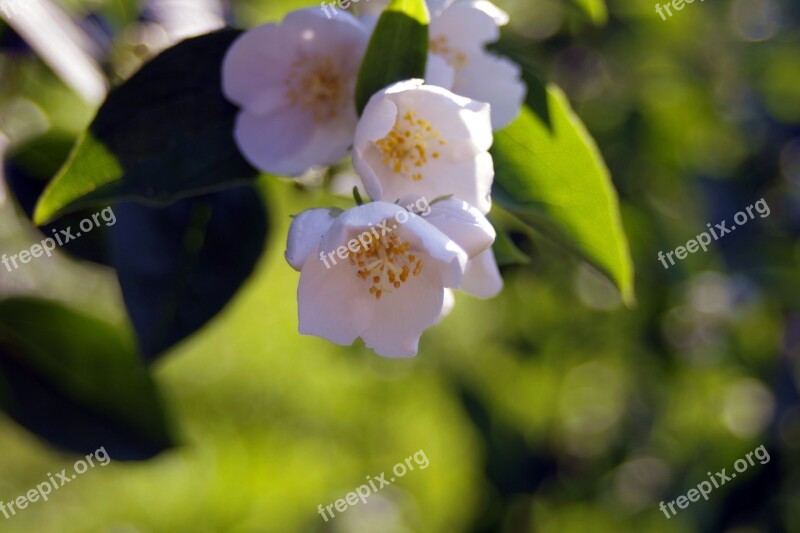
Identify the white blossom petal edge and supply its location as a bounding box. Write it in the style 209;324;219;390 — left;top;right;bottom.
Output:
222;9;369;176
286;201;495;357
401;194;503;299
425;0;526;130
353;79;495;214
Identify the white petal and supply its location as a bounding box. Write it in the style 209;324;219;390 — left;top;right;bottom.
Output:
222;23;294;113
320;202;467;288
437;288;456;324
430;1;505;51
462;248;503;298
235;108;355;176
425;52;456;90
467;1;510;26
455;53;526;130
427;0;456;18
359;264;446;357
395;84;493;150
421;197;496;257
285;208;338;271
298;244;375;346
363;149;494;214
283;8;368;56
359;13;380;33
353;82;494;210
234;109;313;175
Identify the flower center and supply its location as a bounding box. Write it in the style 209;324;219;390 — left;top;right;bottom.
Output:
285;55;346;122
375;110;446;182
430;36;469;71
349;226;423;300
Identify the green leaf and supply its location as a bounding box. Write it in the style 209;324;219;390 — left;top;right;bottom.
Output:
491;82;635;305
0;298;174;459
355;0;430;115
33;29;257;226
110;186;269;361
572;0;608;25
492;228;531;267
5;132;113;266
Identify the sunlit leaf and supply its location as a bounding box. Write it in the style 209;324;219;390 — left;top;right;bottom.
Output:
492;82;634;305
355;0;429;115
33;29;256;225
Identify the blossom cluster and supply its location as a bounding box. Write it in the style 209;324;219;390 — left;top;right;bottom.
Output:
222;0;526;357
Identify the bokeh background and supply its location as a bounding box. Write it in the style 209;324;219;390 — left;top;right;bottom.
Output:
1;0;799;531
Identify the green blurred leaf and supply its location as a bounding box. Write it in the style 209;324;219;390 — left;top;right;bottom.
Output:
492;228;531;266
33;29;257;225
492;84;634;305
0;298;173;459
572;0;608;25
355;0;430;115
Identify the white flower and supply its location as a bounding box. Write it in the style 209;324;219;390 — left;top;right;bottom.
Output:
426;1;526;130
285;200;495;357
359;0;526;130
222;9;369;176
402;195;503;298
353;79;495;214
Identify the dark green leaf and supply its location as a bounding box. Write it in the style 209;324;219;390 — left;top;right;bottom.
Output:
33;29;257;225
109;186;268;361
355;0;429;115
0;298;173;459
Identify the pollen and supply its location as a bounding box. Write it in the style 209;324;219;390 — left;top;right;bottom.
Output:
374;110;446;182
351;224;424;300
430;36;469;71
285;55;346;123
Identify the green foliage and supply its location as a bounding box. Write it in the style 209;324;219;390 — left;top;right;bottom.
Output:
110;187;269;361
355;0;430;115
572;0;608;25
492;84;634;305
33;29;256;225
0;298;173;459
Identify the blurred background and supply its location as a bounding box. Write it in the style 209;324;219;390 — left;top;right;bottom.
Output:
0;0;799;531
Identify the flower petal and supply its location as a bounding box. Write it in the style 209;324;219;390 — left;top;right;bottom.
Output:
297;244;375;346
234;109;314;176
286;208;339;271
320;202;468;288
455;52;526;130
425;52;456;90
431;1;507;51
235;107;355;176
419;197;496;257
437;288;456;323
462;248;503;298
222;23;295;114
364;149;494;214
359;264;446;357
